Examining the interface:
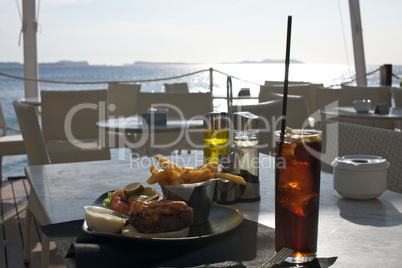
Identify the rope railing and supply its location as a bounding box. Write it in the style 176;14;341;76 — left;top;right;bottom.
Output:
1;66;399;88
0;68;212;85
328;67;402;88
0;68;261;86
212;69;261;86
336;67;381;87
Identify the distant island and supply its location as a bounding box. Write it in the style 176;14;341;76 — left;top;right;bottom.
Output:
234;59;303;64
0;58;303;67
133;59;303;65
0;60;90;67
39;60;90;67
132;61;195;65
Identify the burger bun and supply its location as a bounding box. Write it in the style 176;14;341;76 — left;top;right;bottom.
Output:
121;224;190;238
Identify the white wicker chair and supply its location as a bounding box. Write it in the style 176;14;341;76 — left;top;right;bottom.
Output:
392;87;402;107
321;119;402;193
107;83;142;148
13;100;51;267
41;90;111;163
259;83;320;116
0;101;25;180
107;82;141;117
135;92;213;155
391;87;402;129
16;90;114;266
234;99;283;155
267;92;310;129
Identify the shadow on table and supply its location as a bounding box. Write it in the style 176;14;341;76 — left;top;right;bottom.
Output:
41;218;337;268
337;198;402;227
41;219;260;267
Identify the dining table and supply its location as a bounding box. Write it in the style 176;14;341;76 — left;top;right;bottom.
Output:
97;116;204;156
320;106;402;127
25;152;402;267
19;97;42;106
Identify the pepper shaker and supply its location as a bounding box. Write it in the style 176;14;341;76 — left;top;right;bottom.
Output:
234;111;260;202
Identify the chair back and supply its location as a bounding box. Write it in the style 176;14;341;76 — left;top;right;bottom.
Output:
137;92;212;118
391;87;402;129
259;83;318;115
391;87;402;107
234;99;283;155
320;120;402;193
267;92;310;129
0;102;8;136
41;90;107;140
13;100;50;165
134;92;212;155
107;83;141;117
41;90;110;163
318;86;392;110
164;82;189;93
317;86;394;129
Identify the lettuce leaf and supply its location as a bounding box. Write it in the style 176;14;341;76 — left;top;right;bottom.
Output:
103;190;117;209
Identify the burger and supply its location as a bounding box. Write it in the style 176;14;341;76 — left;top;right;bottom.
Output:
121;199;194;238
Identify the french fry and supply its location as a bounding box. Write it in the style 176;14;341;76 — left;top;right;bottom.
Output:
150;165;158;174
189;169;212;183
146;170;169;185
180;169;202;183
168;170;183;185
155;155;183;172
154;155;164;161
182;167;195;172
214;172;246;185
198;162;220;173
146;156;246;186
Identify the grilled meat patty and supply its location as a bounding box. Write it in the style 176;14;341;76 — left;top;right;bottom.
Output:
129;210;193;234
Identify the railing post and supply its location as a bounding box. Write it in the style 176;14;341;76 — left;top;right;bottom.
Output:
209;68;213;92
380;64;392;86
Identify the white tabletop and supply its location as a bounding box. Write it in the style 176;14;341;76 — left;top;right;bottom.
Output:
97;116;203;133
19;97;41;106
97;116;204;156
320;106;402;120
25;153;402;267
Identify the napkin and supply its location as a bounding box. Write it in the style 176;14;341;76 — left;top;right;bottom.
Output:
40;219;337;268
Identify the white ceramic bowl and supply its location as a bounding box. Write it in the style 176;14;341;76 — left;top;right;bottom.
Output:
84;206;128;233
353;99;371;113
332;155;390;200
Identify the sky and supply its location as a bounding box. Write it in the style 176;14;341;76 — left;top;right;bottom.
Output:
1;0;401;66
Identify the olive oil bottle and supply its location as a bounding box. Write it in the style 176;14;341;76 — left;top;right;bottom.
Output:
203;112;229;164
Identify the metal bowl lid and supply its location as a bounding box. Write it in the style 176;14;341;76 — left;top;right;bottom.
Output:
331;155;390;171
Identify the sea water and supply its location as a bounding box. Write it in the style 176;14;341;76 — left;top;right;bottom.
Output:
0;63;401;178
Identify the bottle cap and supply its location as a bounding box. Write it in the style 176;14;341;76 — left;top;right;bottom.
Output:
203;112;228;130
234;112;258;131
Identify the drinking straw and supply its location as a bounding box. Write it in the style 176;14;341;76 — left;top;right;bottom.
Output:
227;76;233;153
278;16;293;157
